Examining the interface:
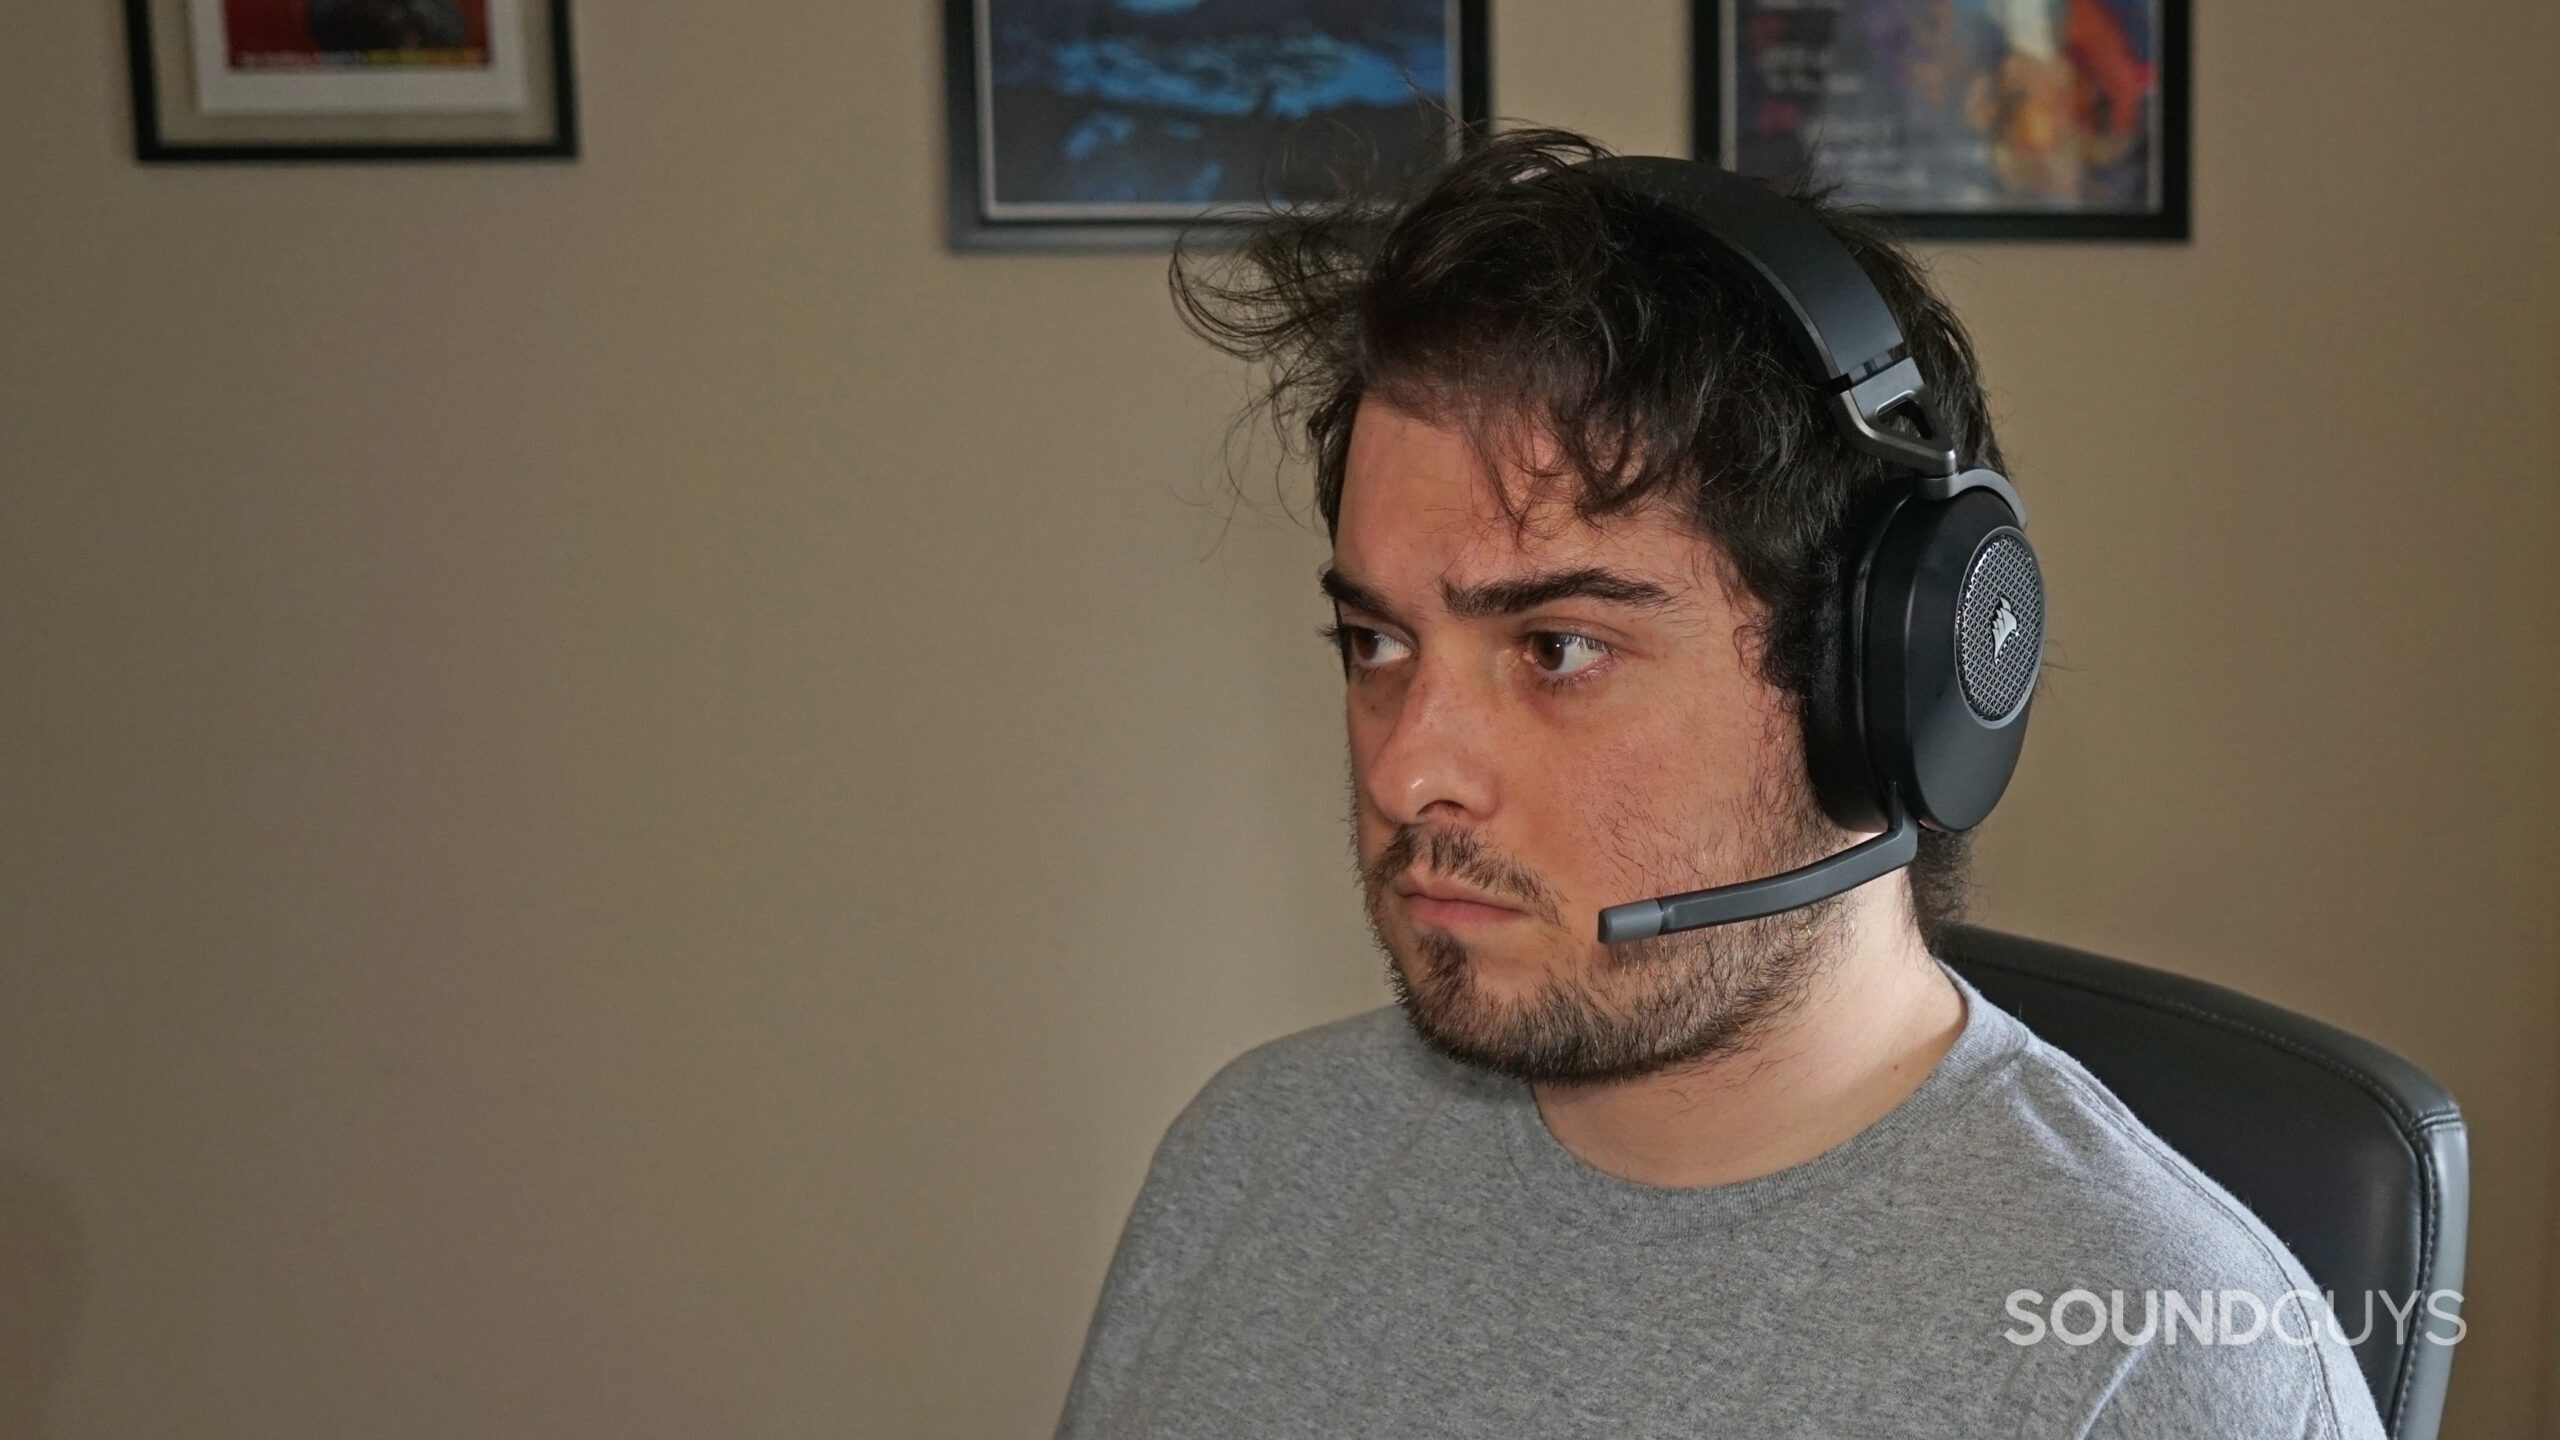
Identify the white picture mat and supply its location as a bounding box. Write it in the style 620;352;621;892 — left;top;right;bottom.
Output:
187;0;529;115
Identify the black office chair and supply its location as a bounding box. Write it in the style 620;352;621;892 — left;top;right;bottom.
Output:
1938;925;2468;1440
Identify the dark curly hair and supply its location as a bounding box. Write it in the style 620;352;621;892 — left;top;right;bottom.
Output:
1172;126;2003;943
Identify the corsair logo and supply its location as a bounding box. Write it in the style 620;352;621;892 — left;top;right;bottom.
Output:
1991;597;2021;658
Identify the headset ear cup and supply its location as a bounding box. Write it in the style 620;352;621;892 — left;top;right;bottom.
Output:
1862;489;2043;832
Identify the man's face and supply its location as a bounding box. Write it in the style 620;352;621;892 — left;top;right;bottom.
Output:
1329;398;1843;1083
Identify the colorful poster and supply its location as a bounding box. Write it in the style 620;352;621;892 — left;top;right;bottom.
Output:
1724;0;2166;216
188;0;529;113
218;0;493;69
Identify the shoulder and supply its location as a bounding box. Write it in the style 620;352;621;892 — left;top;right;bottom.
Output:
1943;992;2314;1291
1055;1008;1464;1431
1086;1007;1467;1316
1158;1006;1472;1179
1943;993;2382;1438
1135;1005;1464;1197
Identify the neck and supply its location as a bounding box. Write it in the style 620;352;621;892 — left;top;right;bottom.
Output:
1531;877;1964;1189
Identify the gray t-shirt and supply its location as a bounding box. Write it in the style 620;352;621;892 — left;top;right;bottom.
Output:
1054;970;2385;1439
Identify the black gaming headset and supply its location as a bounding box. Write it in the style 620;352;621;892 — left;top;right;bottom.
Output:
1573;157;2048;945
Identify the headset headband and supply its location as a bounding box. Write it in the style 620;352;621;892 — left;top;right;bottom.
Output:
1574;156;1963;482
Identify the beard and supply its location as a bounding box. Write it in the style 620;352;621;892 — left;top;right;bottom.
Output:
1363;763;1849;1086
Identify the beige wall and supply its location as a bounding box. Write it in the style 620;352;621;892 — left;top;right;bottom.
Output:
2;2;2554;1436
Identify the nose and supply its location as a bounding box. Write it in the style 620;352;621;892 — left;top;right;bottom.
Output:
1356;650;1500;828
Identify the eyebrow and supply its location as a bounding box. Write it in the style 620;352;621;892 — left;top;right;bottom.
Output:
1319;565;1677;622
1319;567;1400;622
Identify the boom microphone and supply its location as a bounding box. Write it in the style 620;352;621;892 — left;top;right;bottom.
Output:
1595;806;1919;944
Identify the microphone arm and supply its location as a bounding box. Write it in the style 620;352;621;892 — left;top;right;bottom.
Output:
1596;804;1921;944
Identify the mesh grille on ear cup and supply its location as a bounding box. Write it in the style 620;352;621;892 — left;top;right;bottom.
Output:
1955;534;2044;722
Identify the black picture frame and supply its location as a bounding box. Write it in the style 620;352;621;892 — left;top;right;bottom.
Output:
946;0;1490;252
1694;0;2188;241
125;0;578;163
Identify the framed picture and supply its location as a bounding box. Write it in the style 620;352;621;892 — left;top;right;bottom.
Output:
124;0;577;162
1696;0;2189;240
945;0;1490;251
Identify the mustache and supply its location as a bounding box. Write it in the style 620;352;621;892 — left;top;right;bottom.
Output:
1364;824;1565;926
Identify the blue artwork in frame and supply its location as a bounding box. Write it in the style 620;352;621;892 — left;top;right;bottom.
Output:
945;0;1489;249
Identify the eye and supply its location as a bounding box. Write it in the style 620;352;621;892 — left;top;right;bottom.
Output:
1325;624;1412;672
1528;632;1610;680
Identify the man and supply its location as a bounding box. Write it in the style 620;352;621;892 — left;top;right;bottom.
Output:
1055;129;2382;1438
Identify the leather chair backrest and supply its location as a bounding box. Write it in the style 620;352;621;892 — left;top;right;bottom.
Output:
1938;925;2468;1440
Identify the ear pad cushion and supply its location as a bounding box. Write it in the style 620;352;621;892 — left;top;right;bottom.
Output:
1803;506;1899;835
1862;488;2044;831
